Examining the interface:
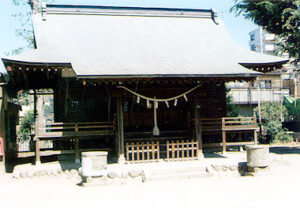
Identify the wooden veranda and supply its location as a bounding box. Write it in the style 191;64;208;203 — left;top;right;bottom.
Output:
32;109;258;164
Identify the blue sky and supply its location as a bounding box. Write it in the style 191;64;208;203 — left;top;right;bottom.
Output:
0;0;258;72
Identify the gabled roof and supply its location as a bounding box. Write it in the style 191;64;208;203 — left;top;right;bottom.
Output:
2;4;288;78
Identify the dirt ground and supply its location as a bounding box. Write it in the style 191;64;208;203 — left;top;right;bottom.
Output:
1;146;300;208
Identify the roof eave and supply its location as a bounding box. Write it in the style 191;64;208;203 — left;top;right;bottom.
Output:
76;73;261;79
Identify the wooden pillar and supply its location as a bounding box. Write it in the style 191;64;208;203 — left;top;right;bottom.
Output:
74;124;80;164
222;131;226;154
0;87;7;172
35;138;40;165
222;118;226;154
254;130;258;145
194;98;203;158
34;91;43;165
64;79;69;120
117;97;125;164
238;133;243;152
75;138;80;164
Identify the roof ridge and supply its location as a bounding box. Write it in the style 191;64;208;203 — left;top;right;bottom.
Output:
43;4;217;19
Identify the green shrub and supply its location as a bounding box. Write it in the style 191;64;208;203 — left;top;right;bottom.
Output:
17;110;34;138
254;103;293;143
226;93;240;117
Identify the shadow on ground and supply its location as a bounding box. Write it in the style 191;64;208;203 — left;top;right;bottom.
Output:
203;152;226;158
270;146;300;155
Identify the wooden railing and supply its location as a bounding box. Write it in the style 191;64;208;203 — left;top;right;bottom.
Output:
200;117;257;131
125;139;199;163
222;117;257;131
37;121;114;139
33;121;115;164
200;116;258;153
166;140;198;161
126;141;160;163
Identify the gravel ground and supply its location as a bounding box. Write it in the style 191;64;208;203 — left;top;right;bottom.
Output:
1;147;300;208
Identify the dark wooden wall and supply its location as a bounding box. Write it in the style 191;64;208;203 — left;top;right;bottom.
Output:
53;78;227;136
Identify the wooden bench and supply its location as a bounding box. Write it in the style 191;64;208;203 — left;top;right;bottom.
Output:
200;117;258;153
34;121;115;163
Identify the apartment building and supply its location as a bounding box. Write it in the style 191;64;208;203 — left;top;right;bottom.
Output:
228;27;299;117
249;27;278;55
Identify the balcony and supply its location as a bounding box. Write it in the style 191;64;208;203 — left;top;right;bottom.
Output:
230;88;290;104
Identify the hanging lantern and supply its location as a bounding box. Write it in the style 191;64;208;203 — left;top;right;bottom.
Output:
174;99;177;106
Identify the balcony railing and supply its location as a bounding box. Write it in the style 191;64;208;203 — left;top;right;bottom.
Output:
230;88;289;104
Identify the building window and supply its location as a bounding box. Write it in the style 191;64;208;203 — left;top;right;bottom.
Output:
250;34;255;41
258;80;272;89
251;44;256;51
265;80;272;89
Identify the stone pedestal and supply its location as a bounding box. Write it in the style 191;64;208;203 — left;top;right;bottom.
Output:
246;145;270;176
81;151;108;177
81;151;108;186
246;145;270;167
82;175;108;187
118;154;126;164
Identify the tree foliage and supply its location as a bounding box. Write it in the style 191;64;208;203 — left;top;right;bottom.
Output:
10;0;35;53
254;102;293;143
231;0;300;63
226;93;240;117
254;102;289;122
17;110;34;138
9;0;53;55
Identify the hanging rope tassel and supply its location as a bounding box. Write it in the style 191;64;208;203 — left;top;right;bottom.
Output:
174;99;177;106
147;99;151;108
183;94;188;101
153;100;160;136
137;96;140;104
165;101;169;108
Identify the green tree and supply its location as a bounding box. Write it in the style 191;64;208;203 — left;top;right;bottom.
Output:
17;110;34;138
8;0;53;55
226;93;240;117
231;0;300;63
254;102;293;143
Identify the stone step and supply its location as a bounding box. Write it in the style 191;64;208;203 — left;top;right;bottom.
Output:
147;165;207;176
145;171;213;182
